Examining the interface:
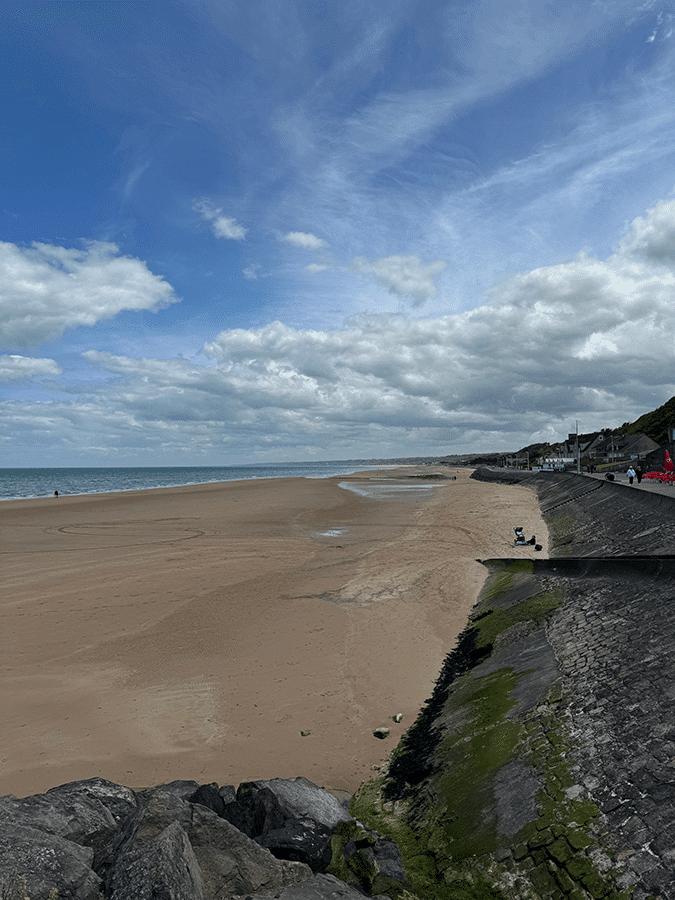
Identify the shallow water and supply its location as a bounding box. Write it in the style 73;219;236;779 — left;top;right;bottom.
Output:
337;480;446;502
0;461;401;501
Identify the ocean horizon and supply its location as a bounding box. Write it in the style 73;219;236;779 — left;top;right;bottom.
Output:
0;459;429;502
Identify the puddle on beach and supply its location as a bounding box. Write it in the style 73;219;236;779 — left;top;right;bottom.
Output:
337;480;445;502
312;527;350;539
312;478;449;540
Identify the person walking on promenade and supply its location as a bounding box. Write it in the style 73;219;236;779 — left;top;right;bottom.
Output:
627;465;636;485
636;465;643;485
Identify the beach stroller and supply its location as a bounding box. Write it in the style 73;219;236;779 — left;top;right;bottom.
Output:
513;527;537;546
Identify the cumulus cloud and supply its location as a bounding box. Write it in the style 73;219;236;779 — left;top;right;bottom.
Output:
0;241;178;349
0;355;61;382
93;199;675;447
193;199;247;241
617;198;675;265
6;198;675;461
282;231;328;250
352;254;448;306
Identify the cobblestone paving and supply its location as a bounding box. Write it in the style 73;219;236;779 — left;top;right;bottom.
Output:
469;469;675;897
538;473;675;898
546;567;675;899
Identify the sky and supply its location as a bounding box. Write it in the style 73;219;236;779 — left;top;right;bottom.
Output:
3;0;675;466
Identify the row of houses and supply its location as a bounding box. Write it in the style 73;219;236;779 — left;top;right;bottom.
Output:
501;431;662;470
556;431;660;463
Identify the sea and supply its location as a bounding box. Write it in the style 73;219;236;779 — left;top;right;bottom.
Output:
0;460;416;502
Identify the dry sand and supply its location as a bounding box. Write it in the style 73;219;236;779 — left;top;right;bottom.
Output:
0;467;547;799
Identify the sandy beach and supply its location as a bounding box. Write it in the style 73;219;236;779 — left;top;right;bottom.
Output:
0;467;547;799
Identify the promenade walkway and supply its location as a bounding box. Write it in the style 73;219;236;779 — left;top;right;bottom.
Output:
584;469;675;497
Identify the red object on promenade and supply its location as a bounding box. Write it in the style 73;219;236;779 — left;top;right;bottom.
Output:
665;450;674;472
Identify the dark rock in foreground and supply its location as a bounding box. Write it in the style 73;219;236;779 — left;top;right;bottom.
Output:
0;776;404;900
107;819;203;900
0;823;103;900
252;873;386;899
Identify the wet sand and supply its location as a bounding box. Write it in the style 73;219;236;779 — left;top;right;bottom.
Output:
0;467;547;798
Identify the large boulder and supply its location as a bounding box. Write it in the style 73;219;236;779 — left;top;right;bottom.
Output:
0;823;102;900
256;817;333;873
104;787;312;900
0;777;137;853
221;783;286;839
48;777;139;825
108;819;204;900
248;778;352;830
219;779;353;876
345;832;405;883
250;872;385;898
188;782;226;817
0;777;372;899
139;779;201;803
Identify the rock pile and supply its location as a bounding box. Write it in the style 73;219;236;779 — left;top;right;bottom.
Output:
0;776;405;900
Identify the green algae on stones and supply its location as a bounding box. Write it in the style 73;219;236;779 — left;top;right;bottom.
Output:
347;558;639;899
471;590;563;652
546;512;577;555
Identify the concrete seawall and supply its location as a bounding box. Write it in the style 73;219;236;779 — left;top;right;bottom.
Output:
475;468;675;557
352;468;675;900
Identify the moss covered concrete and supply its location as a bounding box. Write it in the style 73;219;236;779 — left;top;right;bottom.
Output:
545;512;578;555
346;560;634;900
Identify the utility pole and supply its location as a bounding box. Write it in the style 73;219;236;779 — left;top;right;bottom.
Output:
576;420;580;474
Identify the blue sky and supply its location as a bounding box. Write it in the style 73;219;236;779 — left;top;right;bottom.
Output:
3;0;675;465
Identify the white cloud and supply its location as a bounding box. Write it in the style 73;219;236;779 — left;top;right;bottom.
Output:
575;334;619;360
193;199;247;241
212;217;247;241
306;263;329;273
6;198;675;462
0;240;178;349
242;265;259;280
0;355;61;382
313;0;640;192
352;254;448;306
617;198;675;265
282;231;328;250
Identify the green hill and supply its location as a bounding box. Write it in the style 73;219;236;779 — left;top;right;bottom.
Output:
617;395;675;445
514;397;675;459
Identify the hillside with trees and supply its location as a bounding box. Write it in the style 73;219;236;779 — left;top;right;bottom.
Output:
617;395;675;445
513;396;675;459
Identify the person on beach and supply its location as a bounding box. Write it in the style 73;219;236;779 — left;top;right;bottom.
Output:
627;466;636;485
54;490;59;497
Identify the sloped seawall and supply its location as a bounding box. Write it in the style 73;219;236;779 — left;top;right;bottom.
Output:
351;469;675;900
